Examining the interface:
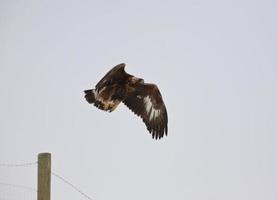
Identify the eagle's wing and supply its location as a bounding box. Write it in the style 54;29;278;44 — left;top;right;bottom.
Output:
123;83;168;139
95;63;126;91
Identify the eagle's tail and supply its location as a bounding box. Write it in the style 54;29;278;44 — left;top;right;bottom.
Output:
84;89;96;104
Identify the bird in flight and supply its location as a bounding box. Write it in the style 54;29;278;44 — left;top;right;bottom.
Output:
84;63;168;139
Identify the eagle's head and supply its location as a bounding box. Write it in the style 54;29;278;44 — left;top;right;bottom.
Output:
128;76;144;85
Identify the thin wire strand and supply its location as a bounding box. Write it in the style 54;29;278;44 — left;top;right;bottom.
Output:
51;171;93;200
0;182;37;192
0;161;37;167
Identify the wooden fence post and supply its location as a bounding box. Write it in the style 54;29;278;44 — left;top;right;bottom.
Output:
37;153;51;200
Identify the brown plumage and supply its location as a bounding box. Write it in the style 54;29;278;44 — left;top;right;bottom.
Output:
84;63;168;139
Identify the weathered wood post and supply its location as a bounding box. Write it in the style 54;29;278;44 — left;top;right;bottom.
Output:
37;153;51;200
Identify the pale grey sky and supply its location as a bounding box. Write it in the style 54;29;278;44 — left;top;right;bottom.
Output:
1;0;278;199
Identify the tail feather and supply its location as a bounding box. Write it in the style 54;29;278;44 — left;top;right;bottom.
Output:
84;89;96;104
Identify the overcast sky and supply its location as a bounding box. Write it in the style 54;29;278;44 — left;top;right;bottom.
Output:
1;0;278;199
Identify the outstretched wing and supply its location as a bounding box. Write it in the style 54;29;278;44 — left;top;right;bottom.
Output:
95;63;127;91
123;83;168;139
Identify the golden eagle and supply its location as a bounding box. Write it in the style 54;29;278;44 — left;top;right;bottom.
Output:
84;63;168;139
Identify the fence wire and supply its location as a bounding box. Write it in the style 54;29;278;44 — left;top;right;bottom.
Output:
0;162;37;167
51;171;94;200
0;182;37;192
0;159;94;200
0;161;37;200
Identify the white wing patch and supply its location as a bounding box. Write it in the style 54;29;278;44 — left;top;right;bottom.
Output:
143;96;161;120
144;96;152;113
